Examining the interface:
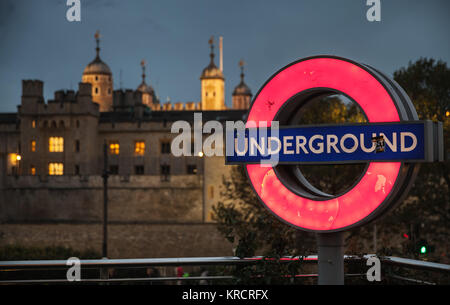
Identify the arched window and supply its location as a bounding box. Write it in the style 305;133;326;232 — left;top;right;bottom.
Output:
76;120;80;128
51;121;57;128
95;87;99;95
43;121;48;128
59;120;65;128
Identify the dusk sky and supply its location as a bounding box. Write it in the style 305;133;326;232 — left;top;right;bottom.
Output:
0;0;449;112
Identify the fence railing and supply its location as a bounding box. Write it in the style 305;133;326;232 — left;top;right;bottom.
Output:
0;255;448;284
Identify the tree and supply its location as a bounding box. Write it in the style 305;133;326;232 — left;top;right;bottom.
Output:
372;59;448;259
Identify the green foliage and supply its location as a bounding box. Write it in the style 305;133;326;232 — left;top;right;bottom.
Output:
298;95;366;125
365;58;449;262
349;59;449;263
393;58;450;122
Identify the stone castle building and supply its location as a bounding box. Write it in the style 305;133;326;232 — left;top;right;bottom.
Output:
0;33;252;258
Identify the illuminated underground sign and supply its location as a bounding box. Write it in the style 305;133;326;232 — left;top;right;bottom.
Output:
227;55;444;233
226;121;440;164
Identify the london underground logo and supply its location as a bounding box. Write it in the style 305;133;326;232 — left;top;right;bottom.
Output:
226;56;443;232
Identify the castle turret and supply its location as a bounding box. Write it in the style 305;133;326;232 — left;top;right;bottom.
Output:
20;80;44;113
81;31;113;112
232;60;252;110
136;60;158;108
200;36;225;110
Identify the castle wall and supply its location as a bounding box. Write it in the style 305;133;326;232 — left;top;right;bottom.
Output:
0;175;203;223
0;174;236;258
0;223;233;258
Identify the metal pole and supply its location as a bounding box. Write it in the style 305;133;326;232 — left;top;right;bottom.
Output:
316;232;345;285
373;224;377;253
102;141;109;258
202;155;205;223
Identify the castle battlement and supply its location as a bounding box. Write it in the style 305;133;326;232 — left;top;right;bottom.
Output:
22;80;44;98
113;89;143;109
19;81;98;116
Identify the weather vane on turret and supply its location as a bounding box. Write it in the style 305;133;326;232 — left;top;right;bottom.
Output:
208;36;215;63
140;59;147;83
95;30;101;59
239;59;246;82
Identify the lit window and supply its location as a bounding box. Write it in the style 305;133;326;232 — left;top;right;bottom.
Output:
49;137;64;152
48;163;64;175
32;120;36;128
134;141;145;155
109;141;120;155
30;166;36;176
30;140;36;152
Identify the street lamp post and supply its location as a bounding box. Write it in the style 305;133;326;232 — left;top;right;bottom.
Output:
102;141;109;258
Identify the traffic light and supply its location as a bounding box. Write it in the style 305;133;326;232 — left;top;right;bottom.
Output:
420;245;427;254
415;239;434;255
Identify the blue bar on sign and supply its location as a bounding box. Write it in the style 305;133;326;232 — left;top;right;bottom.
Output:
225;122;425;164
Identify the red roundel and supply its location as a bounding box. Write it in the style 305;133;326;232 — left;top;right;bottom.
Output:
245;57;401;232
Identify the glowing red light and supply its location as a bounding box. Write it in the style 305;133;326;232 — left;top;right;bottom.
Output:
246;57;402;232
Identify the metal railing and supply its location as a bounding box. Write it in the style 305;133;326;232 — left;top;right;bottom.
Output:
0;255;448;284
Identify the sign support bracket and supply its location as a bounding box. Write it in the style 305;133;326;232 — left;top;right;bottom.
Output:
317;232;345;285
